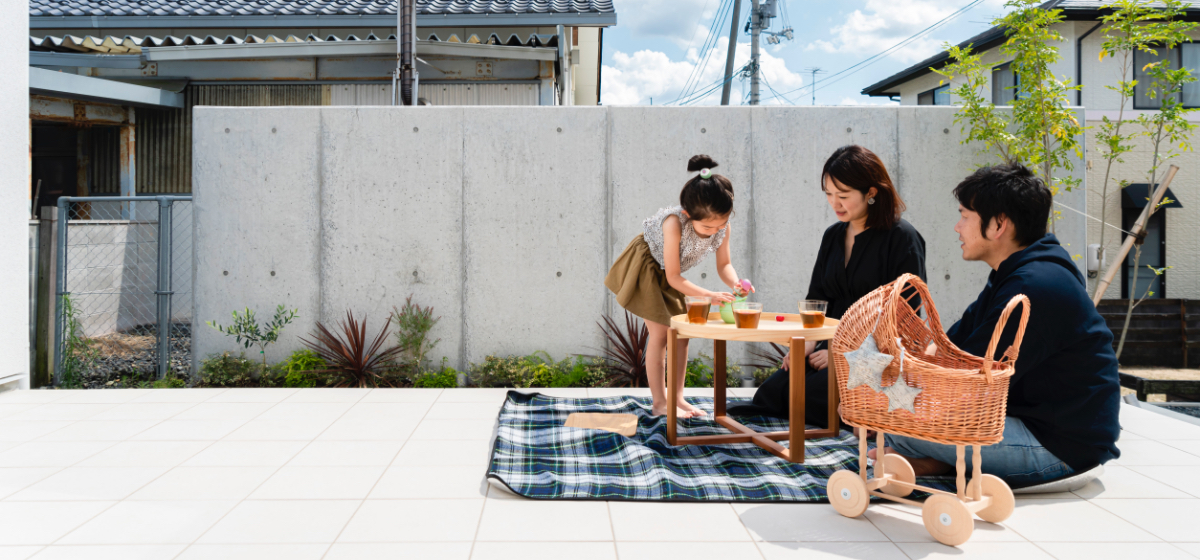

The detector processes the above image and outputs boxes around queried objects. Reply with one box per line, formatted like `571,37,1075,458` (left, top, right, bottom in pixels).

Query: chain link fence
54,196,193,385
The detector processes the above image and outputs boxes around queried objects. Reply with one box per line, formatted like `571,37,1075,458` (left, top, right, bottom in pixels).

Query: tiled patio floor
1,387,1199,560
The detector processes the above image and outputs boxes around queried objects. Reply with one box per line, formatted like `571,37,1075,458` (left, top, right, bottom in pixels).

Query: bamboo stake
1092,164,1179,306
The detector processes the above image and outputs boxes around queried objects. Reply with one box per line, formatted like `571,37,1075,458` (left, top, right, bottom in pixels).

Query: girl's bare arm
663,215,734,302
714,224,747,293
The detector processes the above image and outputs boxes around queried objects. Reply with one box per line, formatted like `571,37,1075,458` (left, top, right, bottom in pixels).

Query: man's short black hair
953,164,1052,247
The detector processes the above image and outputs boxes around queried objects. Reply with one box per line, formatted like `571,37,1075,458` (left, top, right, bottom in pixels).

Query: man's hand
781,350,791,370
924,342,937,357
808,349,829,370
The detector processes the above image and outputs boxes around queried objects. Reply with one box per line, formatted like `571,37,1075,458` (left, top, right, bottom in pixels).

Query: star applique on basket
881,338,922,414
843,333,892,393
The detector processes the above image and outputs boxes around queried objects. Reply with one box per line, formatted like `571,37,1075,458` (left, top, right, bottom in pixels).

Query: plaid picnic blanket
486,391,953,502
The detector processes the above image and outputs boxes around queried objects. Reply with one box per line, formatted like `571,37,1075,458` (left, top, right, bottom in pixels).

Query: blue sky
599,0,1012,106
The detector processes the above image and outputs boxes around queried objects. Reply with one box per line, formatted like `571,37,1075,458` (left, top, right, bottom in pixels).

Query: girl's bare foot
867,447,953,476
651,402,703,418
679,400,707,417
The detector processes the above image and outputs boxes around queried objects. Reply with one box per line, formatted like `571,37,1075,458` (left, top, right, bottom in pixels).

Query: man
872,164,1121,487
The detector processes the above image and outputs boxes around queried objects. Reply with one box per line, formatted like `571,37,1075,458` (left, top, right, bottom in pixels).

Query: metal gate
54,196,193,384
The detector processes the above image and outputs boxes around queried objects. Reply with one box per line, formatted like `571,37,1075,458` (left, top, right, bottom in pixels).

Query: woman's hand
924,342,937,357
808,350,829,370
708,291,735,303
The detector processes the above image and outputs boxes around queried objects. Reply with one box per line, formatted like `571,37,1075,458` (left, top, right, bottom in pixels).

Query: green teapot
718,296,747,324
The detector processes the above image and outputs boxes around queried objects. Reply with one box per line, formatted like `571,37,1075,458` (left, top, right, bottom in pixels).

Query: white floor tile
475,500,612,542
204,389,298,403
254,402,354,421
0,391,64,403
8,467,167,501
88,403,195,421
37,421,161,442
128,390,226,404
0,468,61,499
1000,498,1158,542
756,541,906,560
27,544,186,560
168,402,274,422
1036,542,1197,560
1110,440,1200,466
1160,440,1200,459
282,389,371,403
127,467,277,500
181,441,306,467
607,502,749,542
1172,543,1200,558
130,420,244,441
77,441,212,468
471,541,616,560
1091,498,1200,542
249,466,384,500
10,404,115,421
621,542,764,560
1120,405,1200,440
0,546,41,560
486,480,522,500
197,500,360,544
175,543,329,560
316,418,420,441
287,441,404,467
0,502,115,545
733,503,888,542
49,391,151,405
360,389,442,403
337,499,484,542
392,439,493,467
894,542,1054,559
338,403,431,421
224,418,337,441
863,503,1024,543
1072,465,1192,499
0,422,77,442
423,402,502,420
368,466,487,499
58,500,236,544
409,419,496,441
323,543,472,560
435,389,512,404
0,442,115,467
1127,466,1200,498
0,405,42,419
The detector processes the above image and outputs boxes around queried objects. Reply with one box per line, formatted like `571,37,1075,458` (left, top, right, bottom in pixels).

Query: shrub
471,353,610,388
151,377,187,389
58,294,98,388
197,352,259,387
207,304,298,375
301,311,403,388
392,295,441,373
282,349,327,388
414,358,460,388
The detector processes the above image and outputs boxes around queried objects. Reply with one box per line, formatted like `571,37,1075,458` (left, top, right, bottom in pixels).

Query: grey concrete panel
192,107,322,372
318,107,465,369
461,106,609,365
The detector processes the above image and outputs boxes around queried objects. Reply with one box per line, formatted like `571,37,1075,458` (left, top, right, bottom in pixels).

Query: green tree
207,305,298,374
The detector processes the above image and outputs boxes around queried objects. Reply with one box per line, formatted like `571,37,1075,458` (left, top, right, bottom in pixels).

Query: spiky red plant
301,311,403,388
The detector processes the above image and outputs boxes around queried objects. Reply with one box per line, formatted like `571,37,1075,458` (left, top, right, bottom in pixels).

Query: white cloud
602,37,807,106
837,96,898,106
806,0,1003,64
613,0,722,49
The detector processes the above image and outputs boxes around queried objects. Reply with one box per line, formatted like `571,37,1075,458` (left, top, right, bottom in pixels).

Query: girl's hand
733,279,755,297
708,291,735,303
808,350,829,370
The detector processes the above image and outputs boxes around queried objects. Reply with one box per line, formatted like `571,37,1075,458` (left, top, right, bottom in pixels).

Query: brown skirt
605,234,685,326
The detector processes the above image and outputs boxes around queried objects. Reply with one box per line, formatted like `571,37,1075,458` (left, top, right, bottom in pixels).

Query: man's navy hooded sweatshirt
946,233,1120,471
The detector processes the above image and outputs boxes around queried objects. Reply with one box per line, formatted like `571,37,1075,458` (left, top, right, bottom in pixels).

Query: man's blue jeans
885,417,1075,488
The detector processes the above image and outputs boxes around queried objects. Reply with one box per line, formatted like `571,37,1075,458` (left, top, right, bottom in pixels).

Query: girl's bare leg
672,338,705,416
645,321,701,418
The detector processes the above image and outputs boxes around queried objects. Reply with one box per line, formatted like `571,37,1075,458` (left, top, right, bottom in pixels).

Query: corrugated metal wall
424,83,539,106
88,127,120,195
330,84,392,106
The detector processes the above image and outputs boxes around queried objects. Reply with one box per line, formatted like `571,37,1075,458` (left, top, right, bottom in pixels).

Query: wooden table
667,312,840,463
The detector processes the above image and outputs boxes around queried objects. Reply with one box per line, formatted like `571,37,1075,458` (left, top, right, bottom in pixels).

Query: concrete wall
1,0,30,389
192,106,1087,372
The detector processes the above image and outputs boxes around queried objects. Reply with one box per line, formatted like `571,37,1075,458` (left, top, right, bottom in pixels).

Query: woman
729,145,926,425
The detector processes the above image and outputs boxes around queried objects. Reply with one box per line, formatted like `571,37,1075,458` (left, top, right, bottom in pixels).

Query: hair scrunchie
699,168,712,179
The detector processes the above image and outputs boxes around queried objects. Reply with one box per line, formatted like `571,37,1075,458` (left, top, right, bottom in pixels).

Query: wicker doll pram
825,273,1030,546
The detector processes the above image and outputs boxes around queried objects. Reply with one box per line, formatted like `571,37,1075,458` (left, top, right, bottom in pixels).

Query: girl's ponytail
680,154,734,220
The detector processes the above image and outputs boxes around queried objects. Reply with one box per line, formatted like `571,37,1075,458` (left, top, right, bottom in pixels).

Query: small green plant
151,376,187,389
197,352,260,387
414,357,461,388
753,368,774,386
208,305,298,374
685,354,714,388
392,295,441,373
58,294,98,388
282,349,327,388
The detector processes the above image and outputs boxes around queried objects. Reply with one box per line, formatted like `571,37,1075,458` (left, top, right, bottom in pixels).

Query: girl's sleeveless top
642,206,727,273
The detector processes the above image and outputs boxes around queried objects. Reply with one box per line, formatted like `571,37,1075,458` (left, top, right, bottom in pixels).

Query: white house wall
2,0,30,389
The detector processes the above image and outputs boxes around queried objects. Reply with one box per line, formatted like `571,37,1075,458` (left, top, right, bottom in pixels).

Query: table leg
714,339,726,417
789,336,806,463
827,358,840,436
667,327,678,445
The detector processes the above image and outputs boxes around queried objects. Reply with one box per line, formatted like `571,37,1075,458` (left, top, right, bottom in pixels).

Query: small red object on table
776,315,785,322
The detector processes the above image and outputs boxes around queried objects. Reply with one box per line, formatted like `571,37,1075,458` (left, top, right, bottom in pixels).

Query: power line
803,67,825,105
673,0,736,104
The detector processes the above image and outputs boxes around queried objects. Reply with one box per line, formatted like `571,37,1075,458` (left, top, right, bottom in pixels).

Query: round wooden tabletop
670,312,839,344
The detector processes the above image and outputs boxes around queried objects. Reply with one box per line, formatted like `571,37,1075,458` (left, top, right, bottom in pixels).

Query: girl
605,155,752,418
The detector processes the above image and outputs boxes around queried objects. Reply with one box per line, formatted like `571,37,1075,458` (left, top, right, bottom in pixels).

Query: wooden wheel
879,454,915,498
922,494,974,546
967,474,1015,523
827,470,869,518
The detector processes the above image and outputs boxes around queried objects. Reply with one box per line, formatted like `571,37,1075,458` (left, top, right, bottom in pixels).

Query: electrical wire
672,0,735,104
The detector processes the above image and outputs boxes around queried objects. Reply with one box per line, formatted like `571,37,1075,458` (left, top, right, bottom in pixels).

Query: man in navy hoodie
872,164,1121,487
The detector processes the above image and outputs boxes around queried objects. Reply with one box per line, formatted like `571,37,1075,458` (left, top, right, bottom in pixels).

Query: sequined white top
642,206,728,272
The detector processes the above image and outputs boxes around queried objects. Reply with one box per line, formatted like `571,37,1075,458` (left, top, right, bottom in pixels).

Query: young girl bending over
605,155,752,418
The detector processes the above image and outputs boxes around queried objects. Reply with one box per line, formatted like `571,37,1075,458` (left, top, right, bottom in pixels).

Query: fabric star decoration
882,370,923,414
843,333,893,393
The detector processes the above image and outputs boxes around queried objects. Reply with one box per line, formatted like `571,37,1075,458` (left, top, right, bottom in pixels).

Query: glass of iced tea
799,300,828,328
733,302,763,329
685,296,712,324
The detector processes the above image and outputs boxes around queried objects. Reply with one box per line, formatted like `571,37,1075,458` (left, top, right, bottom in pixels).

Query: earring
868,197,876,205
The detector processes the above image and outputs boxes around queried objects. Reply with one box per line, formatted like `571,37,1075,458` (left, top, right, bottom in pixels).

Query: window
1134,43,1200,109
991,62,1019,105
918,84,951,106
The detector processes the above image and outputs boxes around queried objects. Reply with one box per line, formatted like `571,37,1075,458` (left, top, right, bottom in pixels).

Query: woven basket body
831,274,1030,446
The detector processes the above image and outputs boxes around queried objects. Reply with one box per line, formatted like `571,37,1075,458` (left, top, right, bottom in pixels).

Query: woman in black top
729,145,926,425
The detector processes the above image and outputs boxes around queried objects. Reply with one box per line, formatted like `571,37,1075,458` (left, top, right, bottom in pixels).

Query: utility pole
805,67,825,105
397,0,416,105
749,0,760,105
720,0,743,106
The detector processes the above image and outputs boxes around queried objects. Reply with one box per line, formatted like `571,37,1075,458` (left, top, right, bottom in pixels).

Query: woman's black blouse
806,218,927,321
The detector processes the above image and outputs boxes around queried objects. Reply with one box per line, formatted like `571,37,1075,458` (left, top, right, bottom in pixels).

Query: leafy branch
207,304,298,374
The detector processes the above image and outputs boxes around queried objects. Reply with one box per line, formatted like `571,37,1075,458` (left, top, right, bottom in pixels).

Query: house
28,0,616,200
862,0,1200,312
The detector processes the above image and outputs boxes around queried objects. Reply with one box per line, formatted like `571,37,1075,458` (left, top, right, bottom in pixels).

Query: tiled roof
29,32,559,54
30,0,614,18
